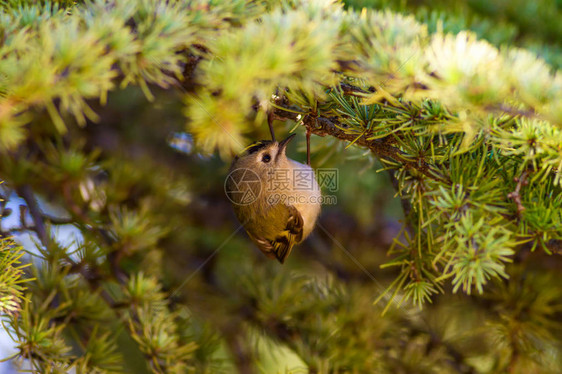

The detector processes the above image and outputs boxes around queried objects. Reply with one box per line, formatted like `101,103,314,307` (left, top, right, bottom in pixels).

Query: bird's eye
262,154,271,163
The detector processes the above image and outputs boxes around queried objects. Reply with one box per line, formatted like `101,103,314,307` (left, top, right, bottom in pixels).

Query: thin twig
338,83,372,97
16,185,49,247
386,168,415,236
507,170,529,215
267,110,276,142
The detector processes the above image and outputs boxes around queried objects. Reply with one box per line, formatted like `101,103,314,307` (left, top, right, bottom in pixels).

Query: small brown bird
225,134,321,263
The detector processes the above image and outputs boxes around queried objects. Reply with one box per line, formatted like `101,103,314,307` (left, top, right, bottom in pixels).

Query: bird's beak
278,134,296,155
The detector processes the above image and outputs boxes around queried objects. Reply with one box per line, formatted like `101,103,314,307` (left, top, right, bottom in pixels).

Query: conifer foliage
0,0,561,372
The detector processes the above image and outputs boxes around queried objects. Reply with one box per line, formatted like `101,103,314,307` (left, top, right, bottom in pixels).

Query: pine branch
271,102,444,182
12,186,121,309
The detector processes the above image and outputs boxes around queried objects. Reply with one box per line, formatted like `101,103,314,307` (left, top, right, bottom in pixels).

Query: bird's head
231,134,296,175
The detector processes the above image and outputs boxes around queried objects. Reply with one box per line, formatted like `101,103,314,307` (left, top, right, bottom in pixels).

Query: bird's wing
247,205,304,264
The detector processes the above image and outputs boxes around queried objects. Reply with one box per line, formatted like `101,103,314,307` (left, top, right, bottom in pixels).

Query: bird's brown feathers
247,205,304,264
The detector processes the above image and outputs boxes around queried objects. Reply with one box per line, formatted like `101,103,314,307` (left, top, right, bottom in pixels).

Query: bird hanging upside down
226,134,321,263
